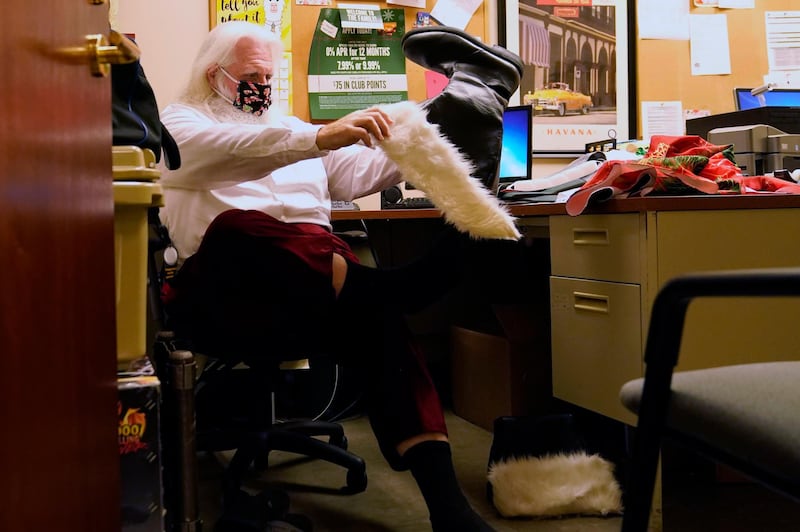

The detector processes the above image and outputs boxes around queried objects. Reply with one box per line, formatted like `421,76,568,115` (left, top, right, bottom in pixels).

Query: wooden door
0,3,120,530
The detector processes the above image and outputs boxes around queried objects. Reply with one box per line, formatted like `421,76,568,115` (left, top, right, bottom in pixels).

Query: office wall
637,0,797,117
111,1,582,179
113,0,209,110
114,0,487,119
115,1,798,139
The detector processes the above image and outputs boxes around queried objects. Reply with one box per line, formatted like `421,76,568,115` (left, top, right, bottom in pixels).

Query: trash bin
113,146,163,368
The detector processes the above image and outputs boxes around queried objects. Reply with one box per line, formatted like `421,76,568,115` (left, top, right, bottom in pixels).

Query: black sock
404,440,494,532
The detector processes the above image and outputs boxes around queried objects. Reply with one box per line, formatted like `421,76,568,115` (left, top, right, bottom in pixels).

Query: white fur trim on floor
488,452,623,518
378,101,520,240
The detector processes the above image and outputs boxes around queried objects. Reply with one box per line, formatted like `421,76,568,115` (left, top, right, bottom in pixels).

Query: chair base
152,331,368,532
214,488,314,532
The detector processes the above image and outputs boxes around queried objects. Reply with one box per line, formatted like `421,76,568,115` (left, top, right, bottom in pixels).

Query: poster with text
308,8,407,120
212,0,292,53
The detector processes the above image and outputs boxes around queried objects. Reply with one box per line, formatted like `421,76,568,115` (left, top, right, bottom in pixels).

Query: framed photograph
497,0,636,155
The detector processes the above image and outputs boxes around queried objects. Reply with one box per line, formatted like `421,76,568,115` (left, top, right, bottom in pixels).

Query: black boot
402,26,523,194
402,26,523,99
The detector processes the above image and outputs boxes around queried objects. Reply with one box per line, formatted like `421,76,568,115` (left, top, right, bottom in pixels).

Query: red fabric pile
565,135,800,216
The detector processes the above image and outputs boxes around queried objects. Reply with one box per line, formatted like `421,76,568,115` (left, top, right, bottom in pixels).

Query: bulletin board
209,0,489,122
636,0,797,129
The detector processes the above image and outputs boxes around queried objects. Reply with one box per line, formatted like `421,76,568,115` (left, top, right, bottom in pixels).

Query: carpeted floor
198,410,800,531
198,411,623,532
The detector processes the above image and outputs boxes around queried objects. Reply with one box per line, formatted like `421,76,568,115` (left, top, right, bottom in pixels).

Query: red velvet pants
168,209,447,469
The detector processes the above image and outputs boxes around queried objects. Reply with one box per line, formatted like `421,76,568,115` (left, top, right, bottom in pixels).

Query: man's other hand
315,107,393,150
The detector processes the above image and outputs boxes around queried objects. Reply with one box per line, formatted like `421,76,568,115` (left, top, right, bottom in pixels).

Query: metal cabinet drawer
550,213,643,284
550,276,642,424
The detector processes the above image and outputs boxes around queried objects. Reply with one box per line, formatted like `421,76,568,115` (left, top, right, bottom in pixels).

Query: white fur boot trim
488,452,623,518
378,101,520,240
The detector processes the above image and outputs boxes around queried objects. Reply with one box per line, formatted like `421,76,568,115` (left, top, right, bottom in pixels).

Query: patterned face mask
218,66,272,116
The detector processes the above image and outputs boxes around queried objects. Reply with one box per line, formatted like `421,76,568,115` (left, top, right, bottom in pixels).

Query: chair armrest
622,266,800,532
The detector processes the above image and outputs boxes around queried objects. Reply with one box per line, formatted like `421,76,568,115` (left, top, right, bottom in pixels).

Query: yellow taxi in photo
524,82,593,117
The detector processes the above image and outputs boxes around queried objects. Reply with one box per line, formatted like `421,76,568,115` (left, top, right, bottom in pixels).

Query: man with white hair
159,20,522,532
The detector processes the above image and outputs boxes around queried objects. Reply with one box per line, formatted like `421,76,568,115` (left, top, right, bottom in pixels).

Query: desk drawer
550,213,643,283
550,276,642,424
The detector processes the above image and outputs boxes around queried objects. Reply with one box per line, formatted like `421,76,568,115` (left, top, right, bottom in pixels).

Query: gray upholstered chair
618,267,800,532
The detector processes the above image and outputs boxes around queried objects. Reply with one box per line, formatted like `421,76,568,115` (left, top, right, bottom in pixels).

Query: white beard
205,93,286,126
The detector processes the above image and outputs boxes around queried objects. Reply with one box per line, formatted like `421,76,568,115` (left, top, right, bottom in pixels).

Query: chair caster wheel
344,467,368,493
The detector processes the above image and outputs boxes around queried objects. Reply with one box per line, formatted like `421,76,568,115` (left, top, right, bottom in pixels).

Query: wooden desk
334,193,800,220
336,194,800,424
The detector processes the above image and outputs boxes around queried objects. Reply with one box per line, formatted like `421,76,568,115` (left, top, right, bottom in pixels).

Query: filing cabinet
550,212,645,284
550,277,642,423
550,213,646,424
549,208,800,424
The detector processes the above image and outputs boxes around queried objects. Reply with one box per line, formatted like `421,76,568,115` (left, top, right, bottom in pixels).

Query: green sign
308,8,407,120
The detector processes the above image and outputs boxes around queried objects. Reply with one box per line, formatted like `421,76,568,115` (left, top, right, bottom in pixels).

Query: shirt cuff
296,126,328,156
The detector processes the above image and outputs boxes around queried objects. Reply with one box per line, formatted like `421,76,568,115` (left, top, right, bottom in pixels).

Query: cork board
636,0,797,127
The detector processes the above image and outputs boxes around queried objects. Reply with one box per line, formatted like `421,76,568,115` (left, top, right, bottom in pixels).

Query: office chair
618,267,800,532
147,208,368,531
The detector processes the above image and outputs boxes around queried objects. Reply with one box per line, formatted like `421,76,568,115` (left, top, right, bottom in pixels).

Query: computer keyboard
331,200,360,211
382,197,436,209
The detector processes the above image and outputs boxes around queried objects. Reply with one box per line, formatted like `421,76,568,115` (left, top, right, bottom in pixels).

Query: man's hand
315,107,393,150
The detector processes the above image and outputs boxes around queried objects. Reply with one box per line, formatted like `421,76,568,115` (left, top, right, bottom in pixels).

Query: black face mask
219,66,272,116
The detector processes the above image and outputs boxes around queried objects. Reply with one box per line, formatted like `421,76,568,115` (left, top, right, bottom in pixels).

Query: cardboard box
450,304,551,432
118,375,164,532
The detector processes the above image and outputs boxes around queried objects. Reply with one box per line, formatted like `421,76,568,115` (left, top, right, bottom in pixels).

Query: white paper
719,0,754,8
638,0,690,40
689,14,731,75
387,0,426,8
430,0,482,31
766,11,800,72
507,161,603,192
764,69,800,88
696,0,753,7
641,101,685,141
320,19,338,39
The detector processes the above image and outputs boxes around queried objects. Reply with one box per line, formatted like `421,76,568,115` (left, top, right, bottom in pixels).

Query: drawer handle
572,228,609,246
573,291,609,313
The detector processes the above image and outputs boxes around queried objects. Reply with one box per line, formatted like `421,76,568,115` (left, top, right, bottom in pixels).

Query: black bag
112,57,180,170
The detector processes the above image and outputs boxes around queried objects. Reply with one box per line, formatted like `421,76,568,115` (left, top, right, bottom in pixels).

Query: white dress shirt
159,98,402,260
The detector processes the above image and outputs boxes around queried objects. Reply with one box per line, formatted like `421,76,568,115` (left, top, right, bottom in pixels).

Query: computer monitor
734,87,800,111
498,105,532,186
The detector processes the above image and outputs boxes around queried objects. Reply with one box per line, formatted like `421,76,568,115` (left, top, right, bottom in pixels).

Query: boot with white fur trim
486,414,623,518
378,101,520,240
